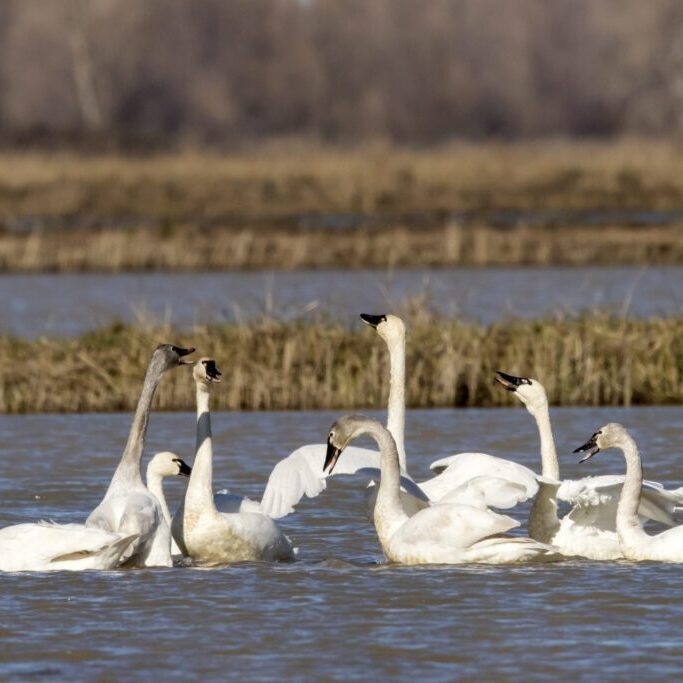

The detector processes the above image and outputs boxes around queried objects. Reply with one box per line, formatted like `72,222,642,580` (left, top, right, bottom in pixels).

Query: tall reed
2,312,682,413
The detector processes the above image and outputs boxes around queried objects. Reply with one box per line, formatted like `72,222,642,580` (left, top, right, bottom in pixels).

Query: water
2,266,683,338
2,406,683,681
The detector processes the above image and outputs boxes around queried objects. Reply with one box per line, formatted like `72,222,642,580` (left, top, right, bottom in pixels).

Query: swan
86,343,195,567
574,423,683,562
146,451,192,556
252,314,537,521
360,314,538,509
0,522,138,572
495,370,683,559
324,414,563,565
172,358,295,564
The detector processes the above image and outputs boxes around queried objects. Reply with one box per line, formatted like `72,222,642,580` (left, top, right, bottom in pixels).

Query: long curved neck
616,435,649,547
108,361,163,490
367,420,409,544
532,402,560,480
147,470,171,526
527,401,561,543
185,384,216,513
385,335,407,473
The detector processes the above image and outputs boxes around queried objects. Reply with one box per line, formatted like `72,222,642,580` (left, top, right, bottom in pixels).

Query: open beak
324,439,343,474
173,345,196,365
495,370,525,391
573,433,601,463
360,313,387,329
175,459,193,476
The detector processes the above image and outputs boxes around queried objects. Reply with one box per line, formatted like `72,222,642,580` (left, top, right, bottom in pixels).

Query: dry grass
2,140,683,270
2,222,683,271
2,311,683,413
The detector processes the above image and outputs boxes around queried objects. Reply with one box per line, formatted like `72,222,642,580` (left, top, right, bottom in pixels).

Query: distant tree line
1,0,683,147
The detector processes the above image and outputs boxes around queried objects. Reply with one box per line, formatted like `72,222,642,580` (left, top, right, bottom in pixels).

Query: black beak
573,432,601,463
324,438,343,474
174,458,193,476
495,370,528,391
360,313,387,329
204,360,222,383
172,345,196,365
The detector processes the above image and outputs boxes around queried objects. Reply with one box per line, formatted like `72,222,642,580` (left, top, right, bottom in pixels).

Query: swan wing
420,452,538,505
560,476,683,530
259,443,383,519
0,522,137,571
438,476,530,510
395,502,520,551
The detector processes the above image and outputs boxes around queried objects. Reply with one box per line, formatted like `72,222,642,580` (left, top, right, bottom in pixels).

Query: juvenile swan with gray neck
86,343,194,567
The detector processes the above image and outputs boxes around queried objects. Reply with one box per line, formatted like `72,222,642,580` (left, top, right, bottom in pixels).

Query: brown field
3,311,683,414
1,140,683,271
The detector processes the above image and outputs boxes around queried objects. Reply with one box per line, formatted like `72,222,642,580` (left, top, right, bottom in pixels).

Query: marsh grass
3,140,683,270
3,311,683,413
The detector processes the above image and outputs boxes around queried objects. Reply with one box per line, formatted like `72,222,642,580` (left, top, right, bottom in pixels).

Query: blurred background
2,0,683,145
3,0,683,411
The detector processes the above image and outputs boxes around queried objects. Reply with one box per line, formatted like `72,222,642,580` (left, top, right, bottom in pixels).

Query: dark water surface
1,265,682,338
1,406,683,681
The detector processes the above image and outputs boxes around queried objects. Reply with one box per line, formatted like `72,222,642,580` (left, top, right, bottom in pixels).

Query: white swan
172,358,295,564
86,343,195,567
0,522,137,572
146,451,192,556
495,371,683,559
253,314,537,520
325,414,563,565
575,423,683,562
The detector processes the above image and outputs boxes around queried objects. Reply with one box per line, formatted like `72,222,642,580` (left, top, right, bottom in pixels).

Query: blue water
1,265,682,338
1,406,683,681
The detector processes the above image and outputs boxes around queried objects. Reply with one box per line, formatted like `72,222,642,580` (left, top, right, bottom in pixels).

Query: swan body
174,359,295,564
575,423,683,562
496,371,683,560
86,343,195,567
0,522,138,572
325,415,563,565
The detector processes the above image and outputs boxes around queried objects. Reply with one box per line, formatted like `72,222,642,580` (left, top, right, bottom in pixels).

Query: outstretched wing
259,444,388,519
560,476,683,530
421,452,538,506
259,444,380,518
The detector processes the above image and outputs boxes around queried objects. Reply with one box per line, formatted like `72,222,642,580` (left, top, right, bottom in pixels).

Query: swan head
324,414,381,474
147,451,193,478
573,423,630,462
153,343,196,371
360,313,405,344
495,371,548,413
193,358,222,386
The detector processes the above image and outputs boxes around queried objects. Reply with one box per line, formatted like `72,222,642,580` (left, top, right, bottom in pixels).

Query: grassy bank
2,312,682,413
2,140,683,270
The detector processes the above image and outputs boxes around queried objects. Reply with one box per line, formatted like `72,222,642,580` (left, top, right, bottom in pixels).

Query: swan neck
147,471,172,526
185,384,216,512
386,335,407,472
367,421,407,542
534,402,560,480
109,362,162,489
616,435,648,546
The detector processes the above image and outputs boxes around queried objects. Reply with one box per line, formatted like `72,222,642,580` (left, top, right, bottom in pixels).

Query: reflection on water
1,265,683,337
1,407,683,680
